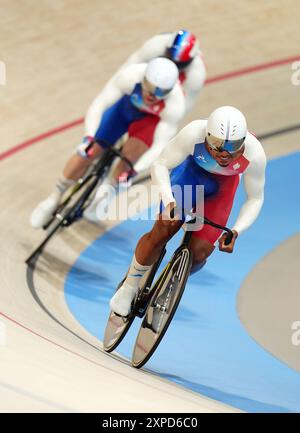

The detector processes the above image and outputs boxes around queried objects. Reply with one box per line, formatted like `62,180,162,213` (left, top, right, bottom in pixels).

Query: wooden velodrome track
0,0,299,411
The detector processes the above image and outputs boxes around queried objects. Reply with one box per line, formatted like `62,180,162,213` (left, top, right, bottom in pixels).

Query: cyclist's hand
77,136,95,158
118,168,137,184
218,230,238,253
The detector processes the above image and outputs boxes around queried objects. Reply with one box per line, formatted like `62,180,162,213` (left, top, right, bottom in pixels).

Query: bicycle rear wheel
132,245,192,369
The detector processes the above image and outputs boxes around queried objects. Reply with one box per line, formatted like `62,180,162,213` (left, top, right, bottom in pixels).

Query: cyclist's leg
134,156,203,266
112,115,160,179
63,142,103,180
30,97,130,228
83,99,147,221
189,237,214,273
135,215,183,265
81,106,135,221
113,137,148,179
110,215,183,316
64,98,130,180
133,155,210,266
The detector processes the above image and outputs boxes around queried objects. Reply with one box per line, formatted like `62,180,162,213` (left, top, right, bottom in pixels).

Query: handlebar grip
224,231,234,246
170,207,175,219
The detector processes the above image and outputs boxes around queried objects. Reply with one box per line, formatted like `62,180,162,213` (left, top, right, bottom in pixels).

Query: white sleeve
115,34,171,75
133,86,185,173
123,34,168,66
232,151,267,235
84,65,145,137
84,82,123,137
133,120,178,174
183,56,207,112
150,121,204,207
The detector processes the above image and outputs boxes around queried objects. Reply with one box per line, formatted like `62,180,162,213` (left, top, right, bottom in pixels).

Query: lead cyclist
110,106,267,317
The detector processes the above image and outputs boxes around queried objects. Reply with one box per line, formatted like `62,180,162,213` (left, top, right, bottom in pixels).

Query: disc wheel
132,246,192,368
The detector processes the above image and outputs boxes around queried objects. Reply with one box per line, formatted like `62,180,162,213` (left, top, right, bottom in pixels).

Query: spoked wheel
131,245,192,369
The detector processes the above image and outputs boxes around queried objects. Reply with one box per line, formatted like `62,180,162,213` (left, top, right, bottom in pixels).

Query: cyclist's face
205,140,244,167
141,78,170,106
142,87,158,105
141,78,158,105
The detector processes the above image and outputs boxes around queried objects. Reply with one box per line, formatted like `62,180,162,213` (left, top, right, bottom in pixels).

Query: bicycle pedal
55,213,64,221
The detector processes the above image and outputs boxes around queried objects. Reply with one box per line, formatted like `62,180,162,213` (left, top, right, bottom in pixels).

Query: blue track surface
65,151,300,412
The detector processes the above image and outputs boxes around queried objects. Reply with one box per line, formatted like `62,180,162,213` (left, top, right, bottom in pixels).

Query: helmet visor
142,78,172,100
206,132,245,154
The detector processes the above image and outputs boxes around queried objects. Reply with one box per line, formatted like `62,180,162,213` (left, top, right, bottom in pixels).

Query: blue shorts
160,155,219,212
161,155,240,244
94,95,146,148
170,155,219,201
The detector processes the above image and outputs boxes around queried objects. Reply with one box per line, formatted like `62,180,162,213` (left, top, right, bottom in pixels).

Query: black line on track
257,123,300,140
26,256,130,366
26,257,102,351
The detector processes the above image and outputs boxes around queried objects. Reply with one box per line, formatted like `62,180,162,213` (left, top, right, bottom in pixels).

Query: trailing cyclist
30,57,185,228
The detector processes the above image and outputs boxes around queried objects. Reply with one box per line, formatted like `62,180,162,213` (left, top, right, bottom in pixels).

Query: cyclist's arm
151,120,205,207
184,56,206,112
120,34,172,68
134,120,178,174
232,152,267,235
133,86,185,173
84,84,123,137
85,64,145,137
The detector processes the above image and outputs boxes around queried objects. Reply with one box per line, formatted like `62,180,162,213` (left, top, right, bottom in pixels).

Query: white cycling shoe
30,195,60,229
109,282,138,317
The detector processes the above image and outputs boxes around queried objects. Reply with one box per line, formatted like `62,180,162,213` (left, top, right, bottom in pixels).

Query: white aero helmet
206,106,247,154
144,57,179,99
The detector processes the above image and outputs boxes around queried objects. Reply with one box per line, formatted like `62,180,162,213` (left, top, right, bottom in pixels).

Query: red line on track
0,118,83,162
0,310,105,368
205,55,300,84
0,54,298,164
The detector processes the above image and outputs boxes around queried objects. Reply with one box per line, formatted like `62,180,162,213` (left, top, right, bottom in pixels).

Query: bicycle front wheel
131,245,192,368
103,311,135,353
